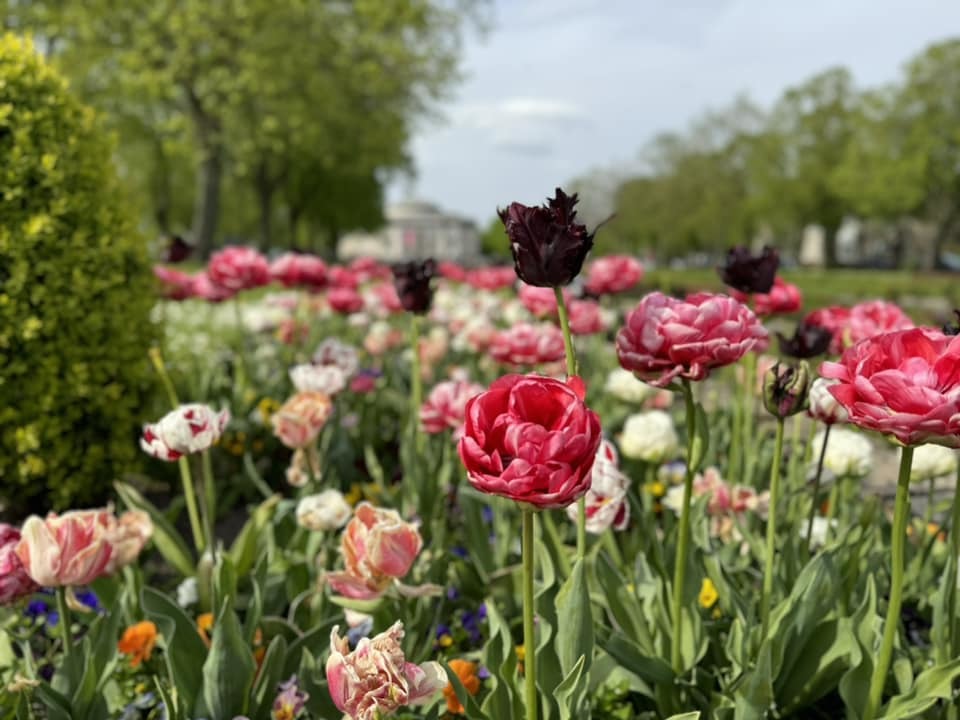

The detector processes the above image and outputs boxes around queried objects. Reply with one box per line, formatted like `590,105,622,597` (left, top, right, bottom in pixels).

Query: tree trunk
823,225,839,268
256,164,273,252
930,206,959,271
151,136,171,236
184,86,222,258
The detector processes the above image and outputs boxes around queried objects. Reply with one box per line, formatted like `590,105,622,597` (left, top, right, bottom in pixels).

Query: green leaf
228,494,280,578
554,655,587,720
202,596,256,720
554,558,593,676
282,615,339,678
115,481,194,576
595,626,674,686
141,587,208,713
839,577,878,719
734,640,773,720
481,598,524,720
879,658,960,719
251,635,288,720
665,714,701,720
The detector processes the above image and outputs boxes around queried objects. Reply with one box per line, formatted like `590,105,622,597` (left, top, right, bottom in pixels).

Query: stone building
337,200,481,263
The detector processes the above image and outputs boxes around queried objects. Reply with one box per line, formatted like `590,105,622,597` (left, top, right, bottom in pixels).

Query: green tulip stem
863,445,914,720
409,313,423,454
670,378,697,673
148,348,205,554
942,461,960,666
522,508,538,720
55,587,73,660
552,286,586,559
742,351,757,485
201,450,217,548
805,424,831,556
760,416,786,638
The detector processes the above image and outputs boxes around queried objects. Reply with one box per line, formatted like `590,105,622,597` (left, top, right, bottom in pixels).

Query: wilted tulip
325,503,424,599
392,259,437,314
16,509,115,587
326,621,447,720
762,361,811,419
499,187,594,287
718,245,779,294
141,404,230,461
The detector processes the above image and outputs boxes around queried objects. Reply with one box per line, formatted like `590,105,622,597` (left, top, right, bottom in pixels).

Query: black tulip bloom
498,187,595,288
718,245,779,294
392,258,436,314
944,310,960,336
776,321,833,359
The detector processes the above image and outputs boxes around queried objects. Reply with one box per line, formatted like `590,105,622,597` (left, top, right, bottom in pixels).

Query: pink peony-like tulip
190,271,236,303
326,621,447,720
153,266,194,301
270,252,328,290
349,256,392,283
104,510,153,574
272,391,333,449
327,287,365,314
490,322,566,367
733,277,802,316
568,298,607,335
420,380,485,437
325,503,424,599
328,266,360,289
518,284,571,318
0,525,38,604
847,300,914,345
616,292,768,387
465,266,516,291
458,374,602,509
438,261,467,282
584,255,644,296
207,246,270,292
16,509,115,587
565,440,630,533
820,328,960,447
141,404,230,461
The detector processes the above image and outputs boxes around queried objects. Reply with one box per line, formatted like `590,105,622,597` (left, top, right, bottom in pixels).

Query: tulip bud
763,361,811,419
776,321,833,359
498,187,595,287
718,245,779,294
944,309,960,336
392,258,437,314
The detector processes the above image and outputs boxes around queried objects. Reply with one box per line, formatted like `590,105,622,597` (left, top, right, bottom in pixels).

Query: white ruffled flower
618,410,679,464
803,516,837,549
604,368,656,404
808,378,848,425
296,489,352,531
910,444,958,483
290,363,348,396
811,428,873,479
140,404,230,461
565,440,630,534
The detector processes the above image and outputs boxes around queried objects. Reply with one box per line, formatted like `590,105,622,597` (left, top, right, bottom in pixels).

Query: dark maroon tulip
392,258,436,314
498,187,594,287
776,321,833,359
718,246,779,294
943,310,960,336
163,235,192,263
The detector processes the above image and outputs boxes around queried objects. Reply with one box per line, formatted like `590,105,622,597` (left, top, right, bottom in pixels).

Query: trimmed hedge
0,34,157,518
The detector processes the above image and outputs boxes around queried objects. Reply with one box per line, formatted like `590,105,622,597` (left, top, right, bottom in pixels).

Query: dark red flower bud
943,310,960,336
391,258,436,314
498,187,594,287
776,322,833,359
718,246,779,294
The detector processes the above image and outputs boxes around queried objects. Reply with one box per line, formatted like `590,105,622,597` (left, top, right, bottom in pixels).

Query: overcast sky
386,0,960,226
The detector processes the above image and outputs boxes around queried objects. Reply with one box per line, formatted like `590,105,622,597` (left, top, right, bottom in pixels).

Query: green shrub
0,34,157,518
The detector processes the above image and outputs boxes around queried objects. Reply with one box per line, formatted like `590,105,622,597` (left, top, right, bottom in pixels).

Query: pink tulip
325,503,423,599
16,509,115,587
733,277,802,316
349,256,392,283
189,271,236,303
104,511,154,574
518,284,571,318
207,246,270,292
366,282,404,315
272,391,333,449
153,266,194,301
0,525,38,604
420,380,485,437
438,261,467,282
328,266,360,289
568,299,607,335
847,300,914,345
326,621,447,720
465,266,516,291
270,252,327,290
141,404,230,461
820,328,960,447
490,322,566,367
327,287,365,314
616,292,768,387
584,255,644,296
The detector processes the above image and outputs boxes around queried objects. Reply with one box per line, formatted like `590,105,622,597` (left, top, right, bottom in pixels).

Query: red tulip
616,292,768,387
327,266,360,289
458,374,602,509
732,277,802,316
820,328,960,447
489,322,566,367
327,287,365,314
270,252,328,290
189,271,236,303
584,255,644,296
207,246,270,292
